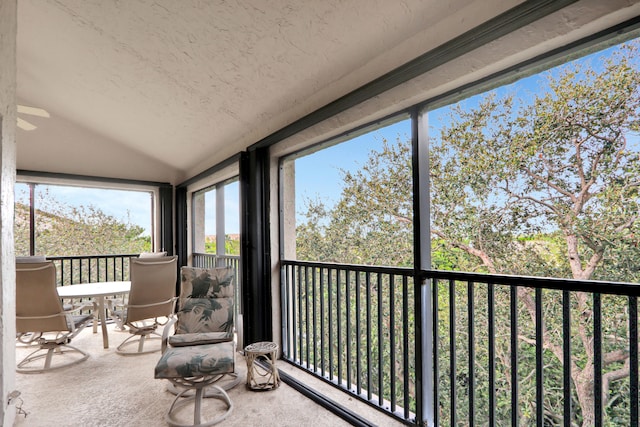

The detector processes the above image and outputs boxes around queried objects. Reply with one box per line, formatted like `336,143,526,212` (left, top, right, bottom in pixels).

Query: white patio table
57,281,131,349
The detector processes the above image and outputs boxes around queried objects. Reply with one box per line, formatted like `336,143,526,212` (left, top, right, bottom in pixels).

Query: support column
216,184,225,266
0,1,18,425
414,108,434,426
240,149,272,345
192,190,205,254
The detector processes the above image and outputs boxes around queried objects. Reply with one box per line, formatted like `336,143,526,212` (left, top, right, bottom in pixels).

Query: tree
431,42,640,425
14,187,151,257
296,41,640,425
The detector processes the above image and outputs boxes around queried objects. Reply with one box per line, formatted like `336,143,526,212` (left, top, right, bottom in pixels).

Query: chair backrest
126,255,178,323
176,266,234,335
16,261,68,333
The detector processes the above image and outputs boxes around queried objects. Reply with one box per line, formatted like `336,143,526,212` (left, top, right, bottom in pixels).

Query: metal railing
192,253,240,272
281,260,640,426
47,254,139,286
281,260,416,422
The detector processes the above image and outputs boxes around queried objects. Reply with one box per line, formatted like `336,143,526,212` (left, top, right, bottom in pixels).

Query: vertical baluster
305,266,311,368
378,272,383,405
312,265,317,372
630,296,638,426
488,282,496,426
328,268,334,382
356,271,362,396
337,269,343,384
449,278,456,426
346,271,352,389
511,285,519,427
594,293,602,427
390,273,396,412
563,290,571,427
433,277,440,427
60,260,66,286
320,266,326,377
281,264,289,358
294,265,300,364
536,287,543,427
468,280,475,424
402,274,410,418
366,271,373,401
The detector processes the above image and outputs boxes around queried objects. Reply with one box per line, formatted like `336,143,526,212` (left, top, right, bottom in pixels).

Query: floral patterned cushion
179,266,234,300
155,340,235,379
176,266,234,335
168,331,232,347
175,297,233,335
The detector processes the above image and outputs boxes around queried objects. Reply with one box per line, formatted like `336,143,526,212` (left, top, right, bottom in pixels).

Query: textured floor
13,325,359,427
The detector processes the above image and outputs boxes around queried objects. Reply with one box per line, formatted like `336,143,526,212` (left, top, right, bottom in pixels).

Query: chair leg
92,301,99,334
165,373,241,397
137,335,146,353
43,348,54,369
194,388,203,425
17,344,90,374
165,384,232,427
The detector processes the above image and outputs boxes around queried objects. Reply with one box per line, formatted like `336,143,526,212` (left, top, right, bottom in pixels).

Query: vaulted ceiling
15,0,640,185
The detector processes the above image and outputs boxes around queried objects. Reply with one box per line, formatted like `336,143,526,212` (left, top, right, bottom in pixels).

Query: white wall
0,0,17,425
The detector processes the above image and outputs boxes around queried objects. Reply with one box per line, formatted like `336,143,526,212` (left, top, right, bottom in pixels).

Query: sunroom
3,1,640,426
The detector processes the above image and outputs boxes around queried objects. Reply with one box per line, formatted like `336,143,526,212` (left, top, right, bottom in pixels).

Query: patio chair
111,255,178,355
154,266,239,427
16,260,92,373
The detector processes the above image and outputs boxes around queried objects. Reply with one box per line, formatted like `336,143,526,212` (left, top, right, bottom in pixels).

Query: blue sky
15,183,153,235
294,120,411,216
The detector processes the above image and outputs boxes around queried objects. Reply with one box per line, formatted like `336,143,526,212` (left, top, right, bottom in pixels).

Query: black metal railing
281,260,640,426
47,254,138,286
281,260,416,422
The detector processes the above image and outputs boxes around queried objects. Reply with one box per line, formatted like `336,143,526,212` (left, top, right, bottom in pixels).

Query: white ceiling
14,0,640,185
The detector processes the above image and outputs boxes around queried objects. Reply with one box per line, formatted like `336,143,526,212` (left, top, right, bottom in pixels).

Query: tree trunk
574,367,595,427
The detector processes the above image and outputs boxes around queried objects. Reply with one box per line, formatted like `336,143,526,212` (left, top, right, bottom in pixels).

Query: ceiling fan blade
17,117,37,131
17,105,50,118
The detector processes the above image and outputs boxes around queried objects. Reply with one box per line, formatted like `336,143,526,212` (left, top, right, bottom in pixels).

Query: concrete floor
13,324,400,426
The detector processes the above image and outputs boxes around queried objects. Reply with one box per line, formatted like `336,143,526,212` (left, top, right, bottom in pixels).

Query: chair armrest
160,316,178,353
123,297,177,311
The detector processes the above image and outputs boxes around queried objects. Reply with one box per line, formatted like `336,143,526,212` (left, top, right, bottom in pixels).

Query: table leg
98,296,109,349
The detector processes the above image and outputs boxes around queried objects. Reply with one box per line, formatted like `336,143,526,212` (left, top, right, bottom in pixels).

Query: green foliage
296,137,413,267
204,237,240,255
294,41,640,425
14,188,151,257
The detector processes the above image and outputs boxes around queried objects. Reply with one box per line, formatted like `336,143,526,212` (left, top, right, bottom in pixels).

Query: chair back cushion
176,266,234,335
138,251,168,258
16,261,68,333
126,255,178,323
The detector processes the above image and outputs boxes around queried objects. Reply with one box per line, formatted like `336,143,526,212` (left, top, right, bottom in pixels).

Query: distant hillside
14,202,76,231
14,202,150,257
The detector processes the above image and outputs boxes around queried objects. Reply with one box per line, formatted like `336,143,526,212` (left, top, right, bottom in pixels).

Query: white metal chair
16,260,92,373
154,266,239,427
111,255,178,355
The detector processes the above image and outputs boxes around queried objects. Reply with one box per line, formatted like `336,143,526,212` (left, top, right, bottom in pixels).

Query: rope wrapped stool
244,341,281,391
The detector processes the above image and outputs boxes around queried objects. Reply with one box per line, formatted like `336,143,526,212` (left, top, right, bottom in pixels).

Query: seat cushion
155,340,235,379
168,331,232,347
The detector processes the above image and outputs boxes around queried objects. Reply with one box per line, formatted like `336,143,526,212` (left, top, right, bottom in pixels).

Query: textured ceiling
16,0,516,184
15,1,640,185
